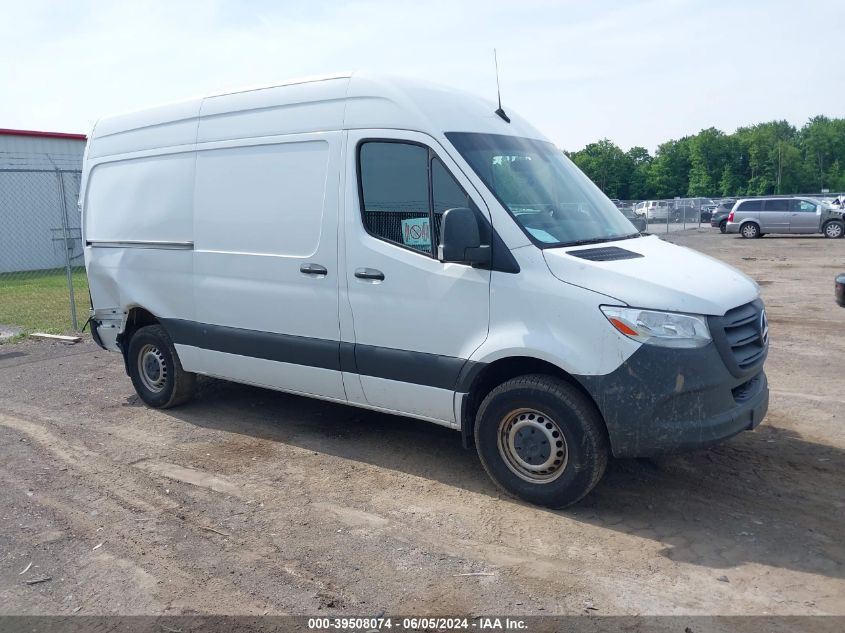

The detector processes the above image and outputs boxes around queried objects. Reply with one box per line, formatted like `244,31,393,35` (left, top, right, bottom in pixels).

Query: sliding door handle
354,268,385,281
300,263,328,276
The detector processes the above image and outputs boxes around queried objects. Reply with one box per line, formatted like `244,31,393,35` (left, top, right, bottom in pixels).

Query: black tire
823,220,844,239
127,324,196,408
740,222,760,239
719,220,727,234
474,374,609,508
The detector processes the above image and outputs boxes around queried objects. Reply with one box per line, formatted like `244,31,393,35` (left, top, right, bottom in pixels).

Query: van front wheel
823,220,844,239
127,325,196,409
474,375,608,508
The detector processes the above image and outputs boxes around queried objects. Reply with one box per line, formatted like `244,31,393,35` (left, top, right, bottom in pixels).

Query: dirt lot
0,229,843,617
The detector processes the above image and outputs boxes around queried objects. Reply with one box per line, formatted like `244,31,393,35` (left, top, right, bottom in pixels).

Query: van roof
87,71,546,159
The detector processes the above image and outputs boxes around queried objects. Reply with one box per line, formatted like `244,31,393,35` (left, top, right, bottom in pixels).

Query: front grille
709,300,768,378
723,302,767,369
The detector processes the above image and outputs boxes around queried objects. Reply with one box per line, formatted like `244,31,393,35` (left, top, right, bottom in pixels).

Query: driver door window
358,142,482,256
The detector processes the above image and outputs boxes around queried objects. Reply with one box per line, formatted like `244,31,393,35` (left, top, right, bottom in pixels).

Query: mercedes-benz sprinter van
82,72,769,507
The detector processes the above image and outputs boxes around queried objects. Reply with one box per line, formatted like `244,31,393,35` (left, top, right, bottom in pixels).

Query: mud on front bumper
576,341,769,458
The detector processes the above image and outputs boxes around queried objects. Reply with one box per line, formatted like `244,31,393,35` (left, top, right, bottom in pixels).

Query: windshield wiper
555,233,641,248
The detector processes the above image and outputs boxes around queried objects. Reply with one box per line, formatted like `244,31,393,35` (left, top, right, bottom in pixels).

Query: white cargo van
82,72,769,507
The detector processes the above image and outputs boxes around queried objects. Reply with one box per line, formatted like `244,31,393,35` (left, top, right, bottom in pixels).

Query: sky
0,0,843,153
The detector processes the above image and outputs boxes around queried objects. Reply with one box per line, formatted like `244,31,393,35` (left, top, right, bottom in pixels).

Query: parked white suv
642,200,671,221
82,72,769,508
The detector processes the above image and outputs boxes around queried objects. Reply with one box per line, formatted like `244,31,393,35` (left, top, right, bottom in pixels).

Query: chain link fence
0,158,87,339
619,192,844,235
619,197,719,234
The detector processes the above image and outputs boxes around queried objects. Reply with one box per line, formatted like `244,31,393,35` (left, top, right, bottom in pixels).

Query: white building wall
0,131,87,273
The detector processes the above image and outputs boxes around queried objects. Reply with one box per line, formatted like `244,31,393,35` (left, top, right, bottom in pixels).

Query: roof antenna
493,49,511,123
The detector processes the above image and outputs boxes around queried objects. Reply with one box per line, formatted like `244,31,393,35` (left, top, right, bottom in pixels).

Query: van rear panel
84,151,196,350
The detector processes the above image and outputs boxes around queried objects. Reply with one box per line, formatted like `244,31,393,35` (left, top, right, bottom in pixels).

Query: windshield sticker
401,217,431,248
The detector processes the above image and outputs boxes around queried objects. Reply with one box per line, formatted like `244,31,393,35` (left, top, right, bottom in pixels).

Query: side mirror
437,207,491,266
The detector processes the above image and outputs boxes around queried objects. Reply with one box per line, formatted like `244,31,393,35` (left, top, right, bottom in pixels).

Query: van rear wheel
474,374,608,508
741,223,760,239
127,325,196,409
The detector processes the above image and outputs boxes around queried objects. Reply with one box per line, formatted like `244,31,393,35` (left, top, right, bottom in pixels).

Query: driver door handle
300,263,328,276
354,268,385,281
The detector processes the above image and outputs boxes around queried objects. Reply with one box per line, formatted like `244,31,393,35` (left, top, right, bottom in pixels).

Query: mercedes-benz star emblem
760,310,769,346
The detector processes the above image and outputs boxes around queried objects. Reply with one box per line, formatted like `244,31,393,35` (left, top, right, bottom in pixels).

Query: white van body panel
84,148,197,350
85,153,195,244
85,247,194,352
470,245,641,374
186,130,345,400
198,78,349,143
175,345,345,401
543,235,759,316
87,98,201,159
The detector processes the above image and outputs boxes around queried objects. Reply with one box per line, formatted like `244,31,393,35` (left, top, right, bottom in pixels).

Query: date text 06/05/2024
307,617,528,630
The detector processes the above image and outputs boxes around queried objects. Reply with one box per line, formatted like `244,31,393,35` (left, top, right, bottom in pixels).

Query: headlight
600,306,711,348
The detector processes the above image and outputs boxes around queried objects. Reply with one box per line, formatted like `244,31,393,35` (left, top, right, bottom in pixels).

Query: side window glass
798,200,816,212
765,199,789,211
431,158,482,244
359,142,431,254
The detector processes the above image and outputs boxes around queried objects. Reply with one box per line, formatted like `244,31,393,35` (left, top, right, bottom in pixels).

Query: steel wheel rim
138,344,168,393
827,223,842,238
497,408,568,484
742,224,756,238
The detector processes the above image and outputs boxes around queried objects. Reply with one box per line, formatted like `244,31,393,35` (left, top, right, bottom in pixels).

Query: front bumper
576,342,768,458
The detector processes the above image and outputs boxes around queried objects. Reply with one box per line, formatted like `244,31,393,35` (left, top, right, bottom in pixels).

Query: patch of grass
0,267,89,335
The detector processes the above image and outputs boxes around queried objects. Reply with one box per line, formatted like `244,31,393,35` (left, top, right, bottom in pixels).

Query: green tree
625,146,652,200
647,138,691,198
686,128,729,196
568,139,632,198
569,115,845,199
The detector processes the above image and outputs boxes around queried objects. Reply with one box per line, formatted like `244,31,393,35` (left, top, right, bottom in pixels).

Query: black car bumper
576,341,768,458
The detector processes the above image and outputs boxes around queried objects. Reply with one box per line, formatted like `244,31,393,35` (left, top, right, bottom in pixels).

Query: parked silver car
726,197,845,239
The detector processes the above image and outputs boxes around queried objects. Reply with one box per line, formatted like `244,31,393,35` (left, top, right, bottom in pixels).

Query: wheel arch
458,355,607,449
117,306,161,373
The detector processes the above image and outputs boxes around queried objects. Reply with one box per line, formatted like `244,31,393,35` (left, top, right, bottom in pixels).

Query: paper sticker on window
401,217,431,248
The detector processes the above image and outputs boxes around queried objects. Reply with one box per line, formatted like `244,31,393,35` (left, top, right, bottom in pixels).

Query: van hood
542,235,759,316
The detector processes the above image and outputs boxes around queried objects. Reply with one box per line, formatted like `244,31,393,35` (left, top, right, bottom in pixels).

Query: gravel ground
0,229,843,617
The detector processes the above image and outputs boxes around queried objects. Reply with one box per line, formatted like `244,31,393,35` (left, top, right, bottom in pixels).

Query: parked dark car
620,206,647,232
671,204,700,223
700,204,717,222
710,200,736,233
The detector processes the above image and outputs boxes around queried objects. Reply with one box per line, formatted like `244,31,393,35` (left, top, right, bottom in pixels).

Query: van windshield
446,132,639,247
